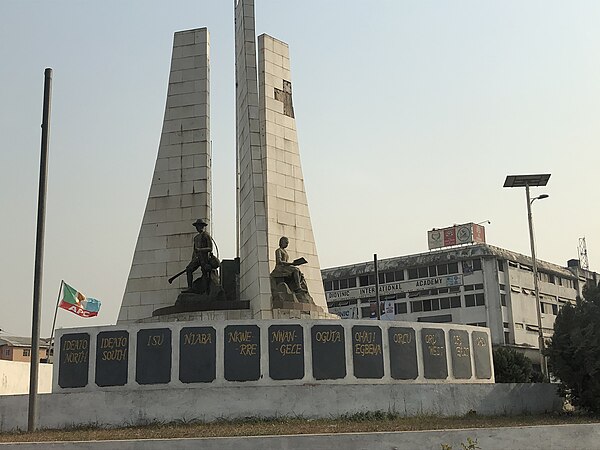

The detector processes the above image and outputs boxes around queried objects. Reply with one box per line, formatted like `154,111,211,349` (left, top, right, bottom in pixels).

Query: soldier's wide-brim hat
192,219,208,227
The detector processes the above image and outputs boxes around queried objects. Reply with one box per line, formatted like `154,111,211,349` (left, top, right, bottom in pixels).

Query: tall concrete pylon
235,0,328,315
235,0,273,318
257,34,327,310
118,28,211,323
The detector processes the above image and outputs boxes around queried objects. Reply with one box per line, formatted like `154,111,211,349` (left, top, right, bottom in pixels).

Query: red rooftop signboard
427,223,486,250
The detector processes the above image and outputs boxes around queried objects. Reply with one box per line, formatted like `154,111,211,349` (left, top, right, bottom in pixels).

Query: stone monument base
142,307,252,323
271,300,339,320
152,299,249,317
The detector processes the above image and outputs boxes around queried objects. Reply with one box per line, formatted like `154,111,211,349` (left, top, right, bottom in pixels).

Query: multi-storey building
322,243,598,367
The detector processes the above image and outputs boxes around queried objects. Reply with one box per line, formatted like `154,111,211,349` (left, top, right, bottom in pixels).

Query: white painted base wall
0,383,560,432
0,360,52,395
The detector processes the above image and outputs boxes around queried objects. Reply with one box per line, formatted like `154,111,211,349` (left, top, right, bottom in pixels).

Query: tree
492,346,533,383
547,281,600,412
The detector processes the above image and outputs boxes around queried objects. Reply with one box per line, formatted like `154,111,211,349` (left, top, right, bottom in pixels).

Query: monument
45,0,496,431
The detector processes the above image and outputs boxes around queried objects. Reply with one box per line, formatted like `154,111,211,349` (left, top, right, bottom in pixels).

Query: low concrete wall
54,320,494,393
0,383,560,432
0,423,597,449
0,360,52,395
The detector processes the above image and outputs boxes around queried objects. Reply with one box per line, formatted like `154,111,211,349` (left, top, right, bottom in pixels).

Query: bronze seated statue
270,236,313,304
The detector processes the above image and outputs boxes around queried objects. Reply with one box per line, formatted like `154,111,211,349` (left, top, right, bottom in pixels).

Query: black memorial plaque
59,333,90,388
269,324,304,380
421,328,448,379
179,327,216,383
352,326,383,379
472,331,492,379
224,325,261,381
311,325,346,380
136,328,172,385
388,327,418,380
449,329,472,379
95,330,129,387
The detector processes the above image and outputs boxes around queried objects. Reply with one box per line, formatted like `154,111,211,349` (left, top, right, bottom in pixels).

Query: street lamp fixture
503,173,551,381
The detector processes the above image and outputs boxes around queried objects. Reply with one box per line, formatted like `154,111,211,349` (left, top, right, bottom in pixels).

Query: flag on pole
59,283,101,318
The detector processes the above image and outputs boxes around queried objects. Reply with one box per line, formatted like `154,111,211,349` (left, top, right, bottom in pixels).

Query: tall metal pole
28,67,52,432
526,184,548,381
374,254,381,320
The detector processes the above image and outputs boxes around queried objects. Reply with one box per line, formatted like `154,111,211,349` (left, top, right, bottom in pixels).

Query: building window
503,322,509,329
428,265,437,277
396,292,407,299
408,268,419,280
339,278,348,289
384,272,395,283
504,332,510,344
476,293,485,306
437,264,448,275
324,281,333,291
508,261,518,268
448,262,459,274
464,285,474,291
360,306,371,318
23,349,31,357
472,259,482,271
449,286,460,293
465,293,485,307
498,261,505,272
395,270,404,281
501,294,507,306
3,349,9,357
552,304,558,315
411,297,460,312
395,303,407,314
348,277,357,288
499,284,506,291
418,267,429,278
359,275,369,287
465,294,475,307
474,283,484,290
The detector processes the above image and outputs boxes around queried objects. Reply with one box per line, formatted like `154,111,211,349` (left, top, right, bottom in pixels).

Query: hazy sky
1,1,598,337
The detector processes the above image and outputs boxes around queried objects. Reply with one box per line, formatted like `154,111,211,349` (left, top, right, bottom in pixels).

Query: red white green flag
59,283,101,318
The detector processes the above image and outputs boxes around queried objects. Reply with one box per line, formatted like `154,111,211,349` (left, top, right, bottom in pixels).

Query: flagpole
28,67,52,433
48,280,64,362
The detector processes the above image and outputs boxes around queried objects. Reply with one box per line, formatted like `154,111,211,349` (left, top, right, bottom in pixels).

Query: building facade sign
325,275,463,301
428,223,486,250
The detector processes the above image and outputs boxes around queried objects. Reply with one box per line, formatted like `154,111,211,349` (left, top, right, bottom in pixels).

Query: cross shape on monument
274,80,295,118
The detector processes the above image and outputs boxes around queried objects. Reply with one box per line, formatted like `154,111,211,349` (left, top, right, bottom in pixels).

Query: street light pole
503,174,551,382
525,185,548,381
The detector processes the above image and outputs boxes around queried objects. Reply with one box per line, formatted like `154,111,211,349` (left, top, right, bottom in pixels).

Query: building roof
321,243,580,280
0,336,50,348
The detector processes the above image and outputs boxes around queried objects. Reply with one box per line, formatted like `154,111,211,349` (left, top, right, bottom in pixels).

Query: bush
492,346,533,383
547,281,600,413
